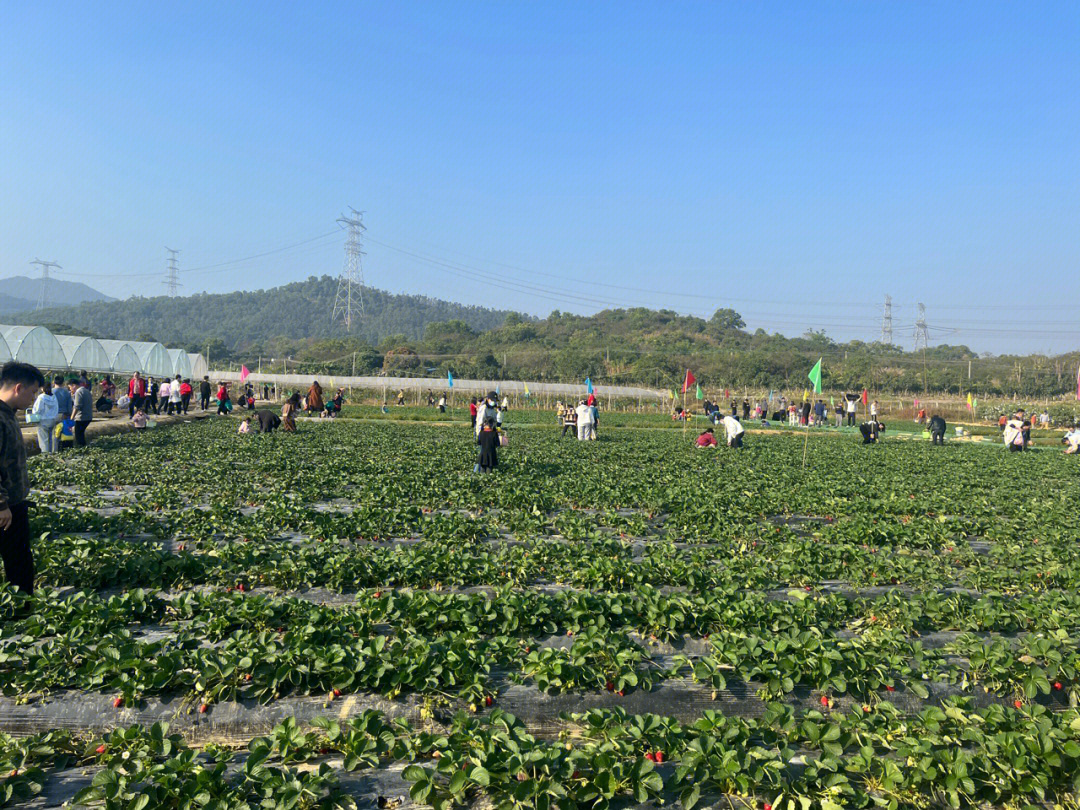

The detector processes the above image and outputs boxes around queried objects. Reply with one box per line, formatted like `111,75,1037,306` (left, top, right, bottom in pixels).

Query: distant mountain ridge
0,275,113,314
14,275,521,351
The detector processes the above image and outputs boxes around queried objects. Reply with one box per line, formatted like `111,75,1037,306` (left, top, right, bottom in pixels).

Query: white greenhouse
167,349,192,379
55,335,113,374
188,353,208,380
97,340,143,375
2,326,68,370
126,341,175,379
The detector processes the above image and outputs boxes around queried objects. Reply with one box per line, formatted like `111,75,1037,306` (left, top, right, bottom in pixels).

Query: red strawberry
572,770,581,779
373,591,382,598
869,615,877,622
644,751,655,762
764,804,772,810
886,685,895,692
605,681,615,692
654,750,664,763
237,583,245,592
1014,699,1024,709
617,689,625,697
820,695,830,707
1054,681,1064,691
113,696,123,708
199,703,209,714
804,586,812,592
862,705,871,713
484,695,493,706
566,629,574,636
244,673,252,681
95,744,106,754
333,688,342,697
177,543,185,551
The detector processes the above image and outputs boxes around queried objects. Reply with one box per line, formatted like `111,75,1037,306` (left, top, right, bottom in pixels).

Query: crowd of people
556,394,600,441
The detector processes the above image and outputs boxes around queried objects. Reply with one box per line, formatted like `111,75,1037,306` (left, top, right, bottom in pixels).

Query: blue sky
2,2,1078,353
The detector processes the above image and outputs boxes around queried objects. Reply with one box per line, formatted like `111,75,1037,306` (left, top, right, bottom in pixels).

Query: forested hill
14,276,519,352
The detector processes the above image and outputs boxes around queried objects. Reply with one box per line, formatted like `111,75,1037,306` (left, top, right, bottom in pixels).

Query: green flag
808,358,823,394
696,383,703,400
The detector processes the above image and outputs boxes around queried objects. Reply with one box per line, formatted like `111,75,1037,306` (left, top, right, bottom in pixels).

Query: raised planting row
5,702,1080,810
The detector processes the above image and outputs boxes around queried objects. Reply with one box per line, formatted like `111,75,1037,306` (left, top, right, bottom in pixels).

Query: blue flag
586,377,593,394
768,390,774,404
447,371,454,388
496,383,500,395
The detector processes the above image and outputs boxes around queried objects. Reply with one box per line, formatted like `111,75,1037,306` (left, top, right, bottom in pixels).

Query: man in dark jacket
0,362,44,596
199,376,212,411
929,414,947,445
860,420,885,444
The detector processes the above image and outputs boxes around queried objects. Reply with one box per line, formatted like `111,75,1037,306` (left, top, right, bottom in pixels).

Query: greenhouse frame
0,325,201,379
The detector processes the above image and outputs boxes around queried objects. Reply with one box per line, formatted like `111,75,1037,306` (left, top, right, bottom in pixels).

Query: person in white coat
32,381,59,454
475,393,497,438
721,414,745,448
575,400,595,441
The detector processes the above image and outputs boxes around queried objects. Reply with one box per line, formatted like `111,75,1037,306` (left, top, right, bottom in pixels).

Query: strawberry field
3,419,1080,809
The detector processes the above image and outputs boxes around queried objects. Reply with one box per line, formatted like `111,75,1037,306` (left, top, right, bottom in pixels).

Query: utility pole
164,248,181,296
29,259,61,310
332,209,366,332
879,295,893,344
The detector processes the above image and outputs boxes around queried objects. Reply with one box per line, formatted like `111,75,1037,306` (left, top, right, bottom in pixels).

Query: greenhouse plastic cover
54,334,113,373
1,325,68,369
98,339,143,374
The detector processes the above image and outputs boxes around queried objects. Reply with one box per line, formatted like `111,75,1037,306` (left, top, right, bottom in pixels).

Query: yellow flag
803,388,809,401
966,392,972,407
523,381,530,396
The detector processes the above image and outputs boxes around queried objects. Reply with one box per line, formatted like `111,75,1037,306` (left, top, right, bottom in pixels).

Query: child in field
238,416,252,434
131,408,147,429
476,417,499,472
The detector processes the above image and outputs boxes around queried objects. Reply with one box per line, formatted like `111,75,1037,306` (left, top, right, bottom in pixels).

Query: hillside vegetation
16,279,1078,396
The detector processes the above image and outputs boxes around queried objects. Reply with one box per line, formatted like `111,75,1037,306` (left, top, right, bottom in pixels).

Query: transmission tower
164,248,181,297
879,295,893,344
29,258,61,310
913,302,930,351
332,208,366,332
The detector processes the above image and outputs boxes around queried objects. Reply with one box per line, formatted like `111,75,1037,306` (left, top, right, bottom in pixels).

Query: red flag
861,389,868,406
682,369,696,394
724,388,730,399
240,365,250,382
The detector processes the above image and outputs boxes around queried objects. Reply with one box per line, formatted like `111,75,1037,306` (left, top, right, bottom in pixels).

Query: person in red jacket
468,398,478,429
695,428,718,448
127,372,146,418
216,382,231,415
179,379,193,414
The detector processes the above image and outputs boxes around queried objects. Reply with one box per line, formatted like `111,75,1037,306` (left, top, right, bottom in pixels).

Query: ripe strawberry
886,685,895,692
177,543,185,552
484,695,493,706
869,615,877,622
617,689,625,697
862,705,871,713
820,695,830,707
1054,681,1064,691
764,804,773,810
372,591,382,598
605,681,615,692
199,703,209,714
572,770,581,779
333,688,342,697
113,696,123,708
9,769,16,777
244,673,252,681
236,583,245,592
804,585,812,592
644,751,655,762
1014,699,1024,709
95,744,106,754
566,629,574,636
654,750,664,763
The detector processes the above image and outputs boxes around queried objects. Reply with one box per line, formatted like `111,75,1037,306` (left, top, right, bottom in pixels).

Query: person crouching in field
476,417,499,473
721,414,745,448
860,420,885,444
696,428,718,448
